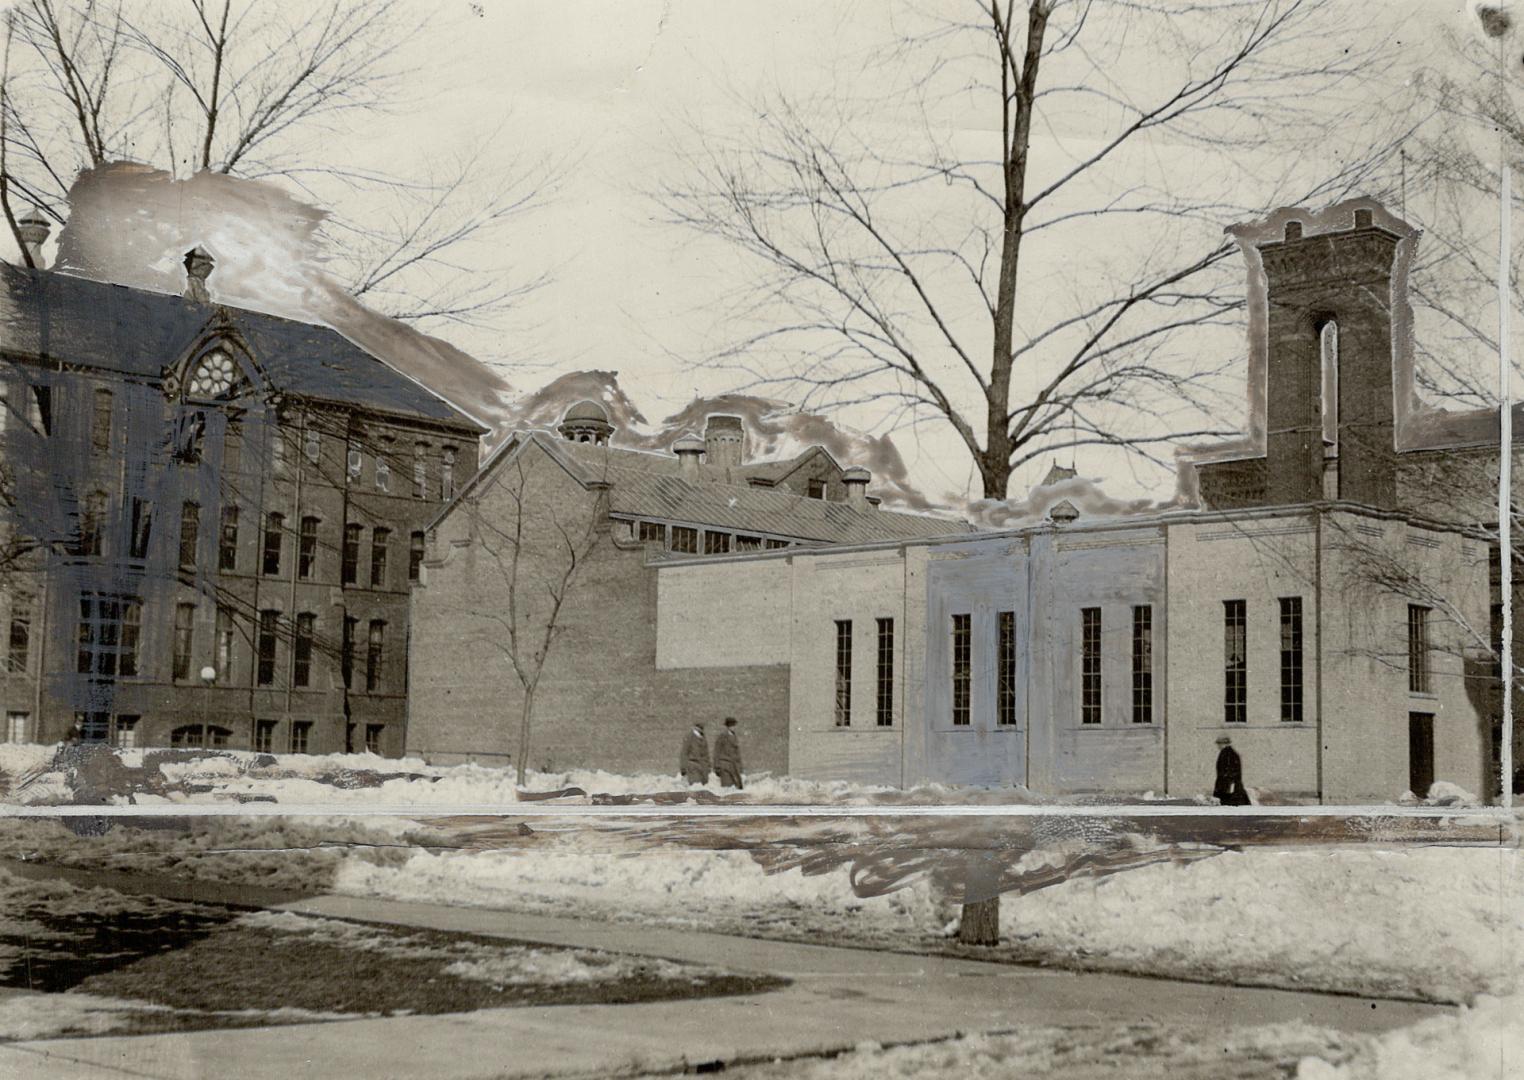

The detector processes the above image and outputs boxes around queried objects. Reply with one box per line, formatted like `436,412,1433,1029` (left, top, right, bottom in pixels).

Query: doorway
1408,712,1434,798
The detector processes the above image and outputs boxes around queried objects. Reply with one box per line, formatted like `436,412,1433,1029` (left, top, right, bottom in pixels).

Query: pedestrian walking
1213,735,1251,806
680,721,711,785
714,717,743,789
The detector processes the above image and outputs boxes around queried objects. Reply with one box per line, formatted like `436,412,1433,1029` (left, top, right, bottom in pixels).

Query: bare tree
461,454,606,786
0,0,557,333
663,0,1406,500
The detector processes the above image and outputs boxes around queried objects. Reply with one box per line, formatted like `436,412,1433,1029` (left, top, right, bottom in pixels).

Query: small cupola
842,466,870,506
1048,499,1080,525
558,399,615,445
17,206,50,268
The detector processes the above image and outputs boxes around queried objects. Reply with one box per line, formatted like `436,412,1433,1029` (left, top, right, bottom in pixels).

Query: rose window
187,349,237,398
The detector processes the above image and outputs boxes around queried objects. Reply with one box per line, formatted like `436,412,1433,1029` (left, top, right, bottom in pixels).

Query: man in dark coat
1213,736,1250,806
680,722,711,785
714,717,743,790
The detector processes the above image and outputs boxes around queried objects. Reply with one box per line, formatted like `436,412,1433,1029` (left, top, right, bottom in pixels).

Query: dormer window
187,349,238,398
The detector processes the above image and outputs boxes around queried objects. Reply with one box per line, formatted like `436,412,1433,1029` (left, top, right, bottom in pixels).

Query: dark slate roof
544,434,970,543
0,263,481,430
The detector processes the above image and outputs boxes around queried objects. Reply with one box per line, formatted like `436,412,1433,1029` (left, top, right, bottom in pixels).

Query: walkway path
0,885,1444,1080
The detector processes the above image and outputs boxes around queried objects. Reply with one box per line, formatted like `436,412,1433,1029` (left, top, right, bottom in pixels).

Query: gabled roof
0,263,484,432
451,431,970,544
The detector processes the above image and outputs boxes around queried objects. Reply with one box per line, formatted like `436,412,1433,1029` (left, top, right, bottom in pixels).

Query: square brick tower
1258,208,1403,507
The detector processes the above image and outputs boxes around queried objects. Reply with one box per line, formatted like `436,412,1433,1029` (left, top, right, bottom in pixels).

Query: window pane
342,524,361,585
876,617,894,727
1224,600,1246,723
178,502,200,568
1131,605,1152,724
263,513,284,576
998,611,1017,726
1408,605,1431,694
218,505,238,570
409,531,426,581
951,613,971,726
1081,608,1102,724
834,619,852,726
1279,597,1304,722
257,610,278,686
371,528,390,588
299,517,319,579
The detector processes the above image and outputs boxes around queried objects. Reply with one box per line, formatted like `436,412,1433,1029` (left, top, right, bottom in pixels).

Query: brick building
646,198,1504,803
405,407,969,774
0,238,484,754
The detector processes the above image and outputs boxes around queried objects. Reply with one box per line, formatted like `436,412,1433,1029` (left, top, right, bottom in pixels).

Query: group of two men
680,718,743,788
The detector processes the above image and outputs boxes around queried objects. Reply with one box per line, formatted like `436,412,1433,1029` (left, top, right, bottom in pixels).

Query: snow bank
1003,845,1522,1003
1297,989,1524,1080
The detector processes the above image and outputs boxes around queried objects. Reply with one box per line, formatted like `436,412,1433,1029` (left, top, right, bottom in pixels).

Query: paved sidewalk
0,891,1445,1080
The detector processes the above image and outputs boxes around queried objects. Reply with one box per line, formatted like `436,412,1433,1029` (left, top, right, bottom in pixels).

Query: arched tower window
1319,318,1339,449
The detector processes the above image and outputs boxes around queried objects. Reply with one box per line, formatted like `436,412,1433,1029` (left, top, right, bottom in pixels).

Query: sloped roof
0,263,483,431
544,434,969,543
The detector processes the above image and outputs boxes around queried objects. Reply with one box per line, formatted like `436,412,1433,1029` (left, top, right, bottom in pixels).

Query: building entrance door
1408,712,1434,798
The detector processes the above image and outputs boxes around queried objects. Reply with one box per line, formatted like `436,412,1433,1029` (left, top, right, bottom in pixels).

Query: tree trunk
957,895,1000,946
515,685,535,786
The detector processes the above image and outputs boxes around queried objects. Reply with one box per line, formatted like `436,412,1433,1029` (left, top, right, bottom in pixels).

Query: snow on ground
335,841,1522,1003
0,991,176,1041
1296,988,1524,1079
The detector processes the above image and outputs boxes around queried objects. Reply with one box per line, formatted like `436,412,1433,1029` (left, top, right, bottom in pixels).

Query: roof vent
703,414,745,469
842,466,870,507
673,433,705,477
16,207,50,269
184,247,215,303
1048,499,1080,525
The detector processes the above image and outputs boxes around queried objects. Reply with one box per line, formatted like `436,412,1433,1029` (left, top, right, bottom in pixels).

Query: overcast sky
14,0,1507,506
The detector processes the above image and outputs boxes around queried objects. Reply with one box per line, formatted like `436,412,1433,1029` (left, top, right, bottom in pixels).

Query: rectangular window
638,520,665,544
5,712,28,743
222,426,241,476
764,538,790,550
366,620,385,692
172,603,195,681
91,388,111,451
365,723,384,754
114,715,138,750
293,612,315,688
413,443,427,498
1081,607,1102,725
30,384,51,435
255,719,277,753
257,609,278,686
998,610,1018,726
298,516,319,579
441,447,456,501
272,428,287,473
130,497,153,560
1132,605,1153,724
218,505,238,570
1408,604,1431,694
875,617,894,727
178,501,200,569
290,721,311,754
376,457,391,492
75,594,141,678
670,526,698,554
951,612,971,726
347,447,363,482
703,531,731,555
834,619,853,726
735,534,762,552
304,427,320,463
215,606,235,681
1224,599,1247,723
76,491,105,557
262,512,284,576
409,531,426,582
1279,597,1304,722
342,523,361,585
75,712,110,742
807,478,826,499
7,601,29,674
370,527,390,588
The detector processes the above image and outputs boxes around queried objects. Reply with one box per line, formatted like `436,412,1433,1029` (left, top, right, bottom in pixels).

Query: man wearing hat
714,717,743,790
1213,735,1250,806
680,721,711,785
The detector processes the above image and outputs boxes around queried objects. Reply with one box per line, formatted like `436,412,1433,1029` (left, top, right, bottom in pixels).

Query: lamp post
1477,3,1515,808
199,665,216,748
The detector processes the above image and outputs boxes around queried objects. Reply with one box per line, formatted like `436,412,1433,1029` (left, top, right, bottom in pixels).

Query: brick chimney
703,414,745,468
842,466,870,507
1256,206,1402,507
673,433,704,477
16,207,50,268
184,246,215,303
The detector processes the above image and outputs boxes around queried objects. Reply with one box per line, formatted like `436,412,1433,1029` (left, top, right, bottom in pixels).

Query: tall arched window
1320,318,1339,448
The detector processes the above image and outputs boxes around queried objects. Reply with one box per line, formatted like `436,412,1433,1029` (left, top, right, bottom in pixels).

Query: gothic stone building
0,248,483,755
406,406,969,774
